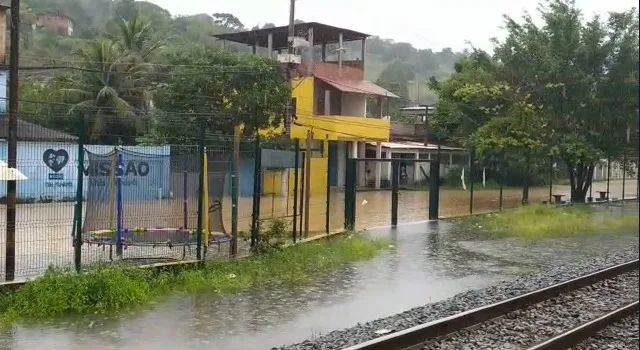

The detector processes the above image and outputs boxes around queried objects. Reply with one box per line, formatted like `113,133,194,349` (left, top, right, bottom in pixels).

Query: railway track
343,259,639,350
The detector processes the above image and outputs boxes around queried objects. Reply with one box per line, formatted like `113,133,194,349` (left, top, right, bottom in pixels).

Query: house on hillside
34,11,74,36
214,22,401,191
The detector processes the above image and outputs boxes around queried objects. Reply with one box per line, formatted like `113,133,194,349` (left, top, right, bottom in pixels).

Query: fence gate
344,157,441,230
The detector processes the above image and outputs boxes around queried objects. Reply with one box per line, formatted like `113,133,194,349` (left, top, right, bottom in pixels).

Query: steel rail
525,300,639,350
342,259,639,350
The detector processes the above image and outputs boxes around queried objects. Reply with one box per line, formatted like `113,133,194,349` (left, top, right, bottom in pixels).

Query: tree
113,0,137,22
19,2,37,47
493,0,638,202
112,13,163,62
212,13,244,31
56,39,149,144
372,60,415,119
145,46,290,144
430,0,639,202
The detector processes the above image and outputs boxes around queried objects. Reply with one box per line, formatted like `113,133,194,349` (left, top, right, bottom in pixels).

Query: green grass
473,204,639,240
0,233,390,324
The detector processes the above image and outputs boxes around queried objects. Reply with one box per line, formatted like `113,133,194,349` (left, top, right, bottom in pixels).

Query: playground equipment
81,148,231,261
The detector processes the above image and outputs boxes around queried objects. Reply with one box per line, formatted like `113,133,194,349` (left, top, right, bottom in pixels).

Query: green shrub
475,204,639,240
0,233,390,324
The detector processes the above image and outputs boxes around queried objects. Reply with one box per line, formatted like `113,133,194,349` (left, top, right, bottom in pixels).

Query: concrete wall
287,157,328,197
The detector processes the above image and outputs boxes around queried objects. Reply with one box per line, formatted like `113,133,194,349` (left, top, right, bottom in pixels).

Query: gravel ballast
572,314,639,350
422,271,638,349
276,248,639,350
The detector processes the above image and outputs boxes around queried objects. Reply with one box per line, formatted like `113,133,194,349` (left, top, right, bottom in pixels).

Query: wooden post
0,6,7,64
304,130,313,237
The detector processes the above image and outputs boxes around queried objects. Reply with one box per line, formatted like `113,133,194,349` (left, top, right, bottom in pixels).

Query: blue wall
0,141,261,200
224,158,255,197
0,142,170,201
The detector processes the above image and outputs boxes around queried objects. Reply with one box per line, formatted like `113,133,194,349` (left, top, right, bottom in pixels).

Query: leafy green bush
475,204,639,240
0,233,390,324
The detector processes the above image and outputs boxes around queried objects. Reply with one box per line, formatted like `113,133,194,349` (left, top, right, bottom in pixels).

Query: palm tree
112,13,164,62
58,40,149,144
112,14,164,112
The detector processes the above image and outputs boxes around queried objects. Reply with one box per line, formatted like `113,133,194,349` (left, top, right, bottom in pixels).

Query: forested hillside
12,0,465,105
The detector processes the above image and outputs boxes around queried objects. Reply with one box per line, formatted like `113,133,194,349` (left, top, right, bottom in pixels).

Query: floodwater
0,179,636,280
0,202,637,350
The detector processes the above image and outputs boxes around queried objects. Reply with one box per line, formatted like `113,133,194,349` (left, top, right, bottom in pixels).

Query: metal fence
342,148,639,231
0,116,267,281
1,115,638,281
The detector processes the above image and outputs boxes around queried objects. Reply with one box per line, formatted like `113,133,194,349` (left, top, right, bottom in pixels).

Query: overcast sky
148,0,637,52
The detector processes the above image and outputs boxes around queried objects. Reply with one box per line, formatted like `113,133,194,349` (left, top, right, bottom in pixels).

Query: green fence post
522,155,530,205
292,140,299,242
73,117,86,272
469,149,475,215
250,134,261,248
428,158,440,220
622,150,626,201
391,160,399,226
344,158,356,230
196,124,205,261
231,126,241,256
548,155,553,204
325,141,331,234
498,159,504,211
298,151,305,239
606,156,611,201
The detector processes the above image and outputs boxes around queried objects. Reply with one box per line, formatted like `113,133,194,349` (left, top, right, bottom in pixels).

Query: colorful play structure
80,148,231,261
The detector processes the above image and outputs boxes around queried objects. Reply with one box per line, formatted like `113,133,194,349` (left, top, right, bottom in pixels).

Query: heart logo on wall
43,149,69,173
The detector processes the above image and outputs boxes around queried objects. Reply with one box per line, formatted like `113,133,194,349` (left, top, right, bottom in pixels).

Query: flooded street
1,202,637,350
0,179,635,280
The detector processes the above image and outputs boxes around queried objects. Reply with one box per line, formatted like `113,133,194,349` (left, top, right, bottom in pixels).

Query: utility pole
288,0,295,47
284,0,296,135
5,0,20,282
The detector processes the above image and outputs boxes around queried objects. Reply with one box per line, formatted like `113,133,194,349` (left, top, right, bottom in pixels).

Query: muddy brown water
0,202,638,350
0,180,636,280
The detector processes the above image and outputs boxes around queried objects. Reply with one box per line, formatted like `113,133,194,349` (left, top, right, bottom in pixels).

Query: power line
17,54,283,69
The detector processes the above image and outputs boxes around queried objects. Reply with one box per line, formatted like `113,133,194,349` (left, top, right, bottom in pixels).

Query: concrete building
34,12,74,36
214,22,399,192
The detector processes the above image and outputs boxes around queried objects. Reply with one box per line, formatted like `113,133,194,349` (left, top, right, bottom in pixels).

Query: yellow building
214,22,398,193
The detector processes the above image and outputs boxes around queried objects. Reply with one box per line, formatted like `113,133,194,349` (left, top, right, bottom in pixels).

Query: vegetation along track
343,259,639,350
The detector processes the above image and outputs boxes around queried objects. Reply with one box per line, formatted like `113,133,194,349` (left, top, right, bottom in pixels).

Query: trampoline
80,147,231,261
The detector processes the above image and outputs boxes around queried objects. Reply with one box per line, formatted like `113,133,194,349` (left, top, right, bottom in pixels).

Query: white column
375,142,382,189
307,27,314,74
351,140,358,159
267,33,273,58
351,141,360,187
